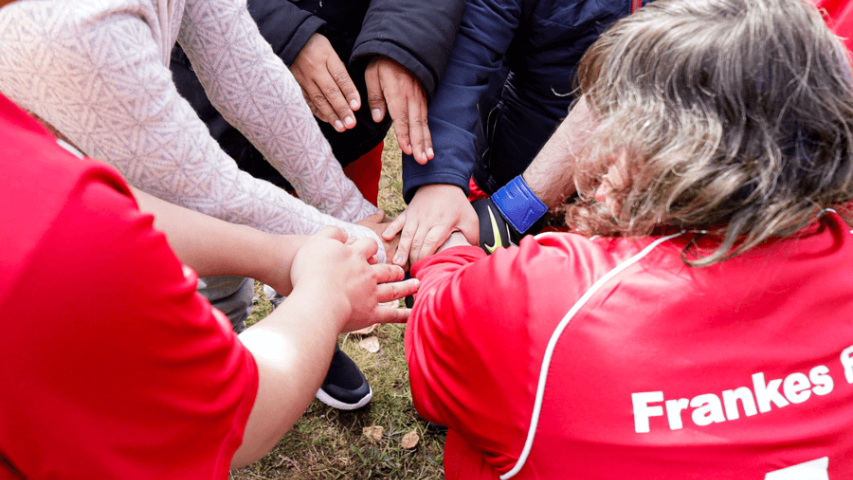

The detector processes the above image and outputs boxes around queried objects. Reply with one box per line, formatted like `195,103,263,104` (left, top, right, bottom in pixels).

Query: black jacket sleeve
350,0,466,101
247,0,327,66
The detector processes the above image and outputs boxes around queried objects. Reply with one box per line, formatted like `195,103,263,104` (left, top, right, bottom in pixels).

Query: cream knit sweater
0,0,384,256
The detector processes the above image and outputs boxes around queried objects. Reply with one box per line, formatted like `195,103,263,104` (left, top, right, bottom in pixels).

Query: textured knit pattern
0,0,383,256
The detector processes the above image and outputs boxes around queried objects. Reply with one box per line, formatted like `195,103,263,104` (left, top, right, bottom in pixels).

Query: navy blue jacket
402,0,638,201
171,0,464,187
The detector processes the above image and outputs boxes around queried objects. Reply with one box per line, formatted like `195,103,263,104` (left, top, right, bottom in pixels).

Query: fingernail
372,109,381,122
345,116,355,128
350,99,359,109
334,120,344,131
427,147,434,158
395,256,405,265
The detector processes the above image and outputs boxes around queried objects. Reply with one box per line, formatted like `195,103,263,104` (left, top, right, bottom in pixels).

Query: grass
232,130,446,480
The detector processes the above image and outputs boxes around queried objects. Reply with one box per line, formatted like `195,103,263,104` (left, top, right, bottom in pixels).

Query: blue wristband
491,175,548,234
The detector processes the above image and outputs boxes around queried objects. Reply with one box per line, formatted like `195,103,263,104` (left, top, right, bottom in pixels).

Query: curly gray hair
566,0,853,266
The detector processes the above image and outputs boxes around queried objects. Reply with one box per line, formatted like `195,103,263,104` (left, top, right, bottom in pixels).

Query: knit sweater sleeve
177,0,378,224
0,0,383,254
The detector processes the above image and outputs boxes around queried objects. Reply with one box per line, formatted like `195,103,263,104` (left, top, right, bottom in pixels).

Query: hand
290,227,418,332
356,210,401,266
364,56,433,164
381,184,479,265
290,33,360,132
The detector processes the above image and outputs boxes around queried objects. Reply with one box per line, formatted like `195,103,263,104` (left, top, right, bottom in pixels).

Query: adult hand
364,56,433,164
357,210,401,267
381,184,479,266
290,33,360,132
290,227,418,331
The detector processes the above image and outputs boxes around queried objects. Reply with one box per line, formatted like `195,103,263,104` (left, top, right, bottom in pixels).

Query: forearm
401,0,521,201
0,6,383,254
132,187,307,295
179,0,375,223
233,281,348,467
521,101,585,209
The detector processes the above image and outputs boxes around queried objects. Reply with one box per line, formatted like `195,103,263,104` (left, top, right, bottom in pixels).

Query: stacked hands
357,188,479,269
290,227,418,331
291,32,478,267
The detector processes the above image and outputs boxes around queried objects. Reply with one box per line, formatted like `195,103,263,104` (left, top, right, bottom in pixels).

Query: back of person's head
567,0,853,266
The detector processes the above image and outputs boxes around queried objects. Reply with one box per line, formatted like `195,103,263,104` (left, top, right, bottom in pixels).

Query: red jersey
0,94,258,479
814,0,853,53
407,216,853,479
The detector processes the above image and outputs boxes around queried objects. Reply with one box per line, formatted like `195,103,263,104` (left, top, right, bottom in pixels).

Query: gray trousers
197,275,253,333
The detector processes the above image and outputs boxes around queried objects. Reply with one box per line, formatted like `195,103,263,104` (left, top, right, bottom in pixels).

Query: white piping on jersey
818,208,853,234
56,139,85,159
500,231,684,480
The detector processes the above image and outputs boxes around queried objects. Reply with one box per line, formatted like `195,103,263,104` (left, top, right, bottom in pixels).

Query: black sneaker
316,345,372,410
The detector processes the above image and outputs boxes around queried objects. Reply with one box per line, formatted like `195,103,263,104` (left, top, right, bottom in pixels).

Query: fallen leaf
401,430,420,449
359,336,380,353
352,323,378,335
362,425,384,443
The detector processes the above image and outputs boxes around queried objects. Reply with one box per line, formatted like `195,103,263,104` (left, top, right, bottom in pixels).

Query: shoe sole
315,386,373,411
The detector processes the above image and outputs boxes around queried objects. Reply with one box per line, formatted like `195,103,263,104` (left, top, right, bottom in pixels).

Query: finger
408,94,428,164
408,228,427,264
394,218,417,266
306,81,346,132
316,226,348,243
323,57,357,129
300,87,325,123
376,278,419,303
372,263,406,284
419,97,434,162
364,64,386,123
351,236,379,259
328,55,360,114
390,95,412,156
371,305,411,324
417,225,454,261
382,212,406,240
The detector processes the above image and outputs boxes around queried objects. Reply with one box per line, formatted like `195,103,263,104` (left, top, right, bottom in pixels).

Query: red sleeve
405,237,601,474
0,167,258,479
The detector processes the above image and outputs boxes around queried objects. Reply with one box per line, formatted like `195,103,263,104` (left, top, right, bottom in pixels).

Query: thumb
316,226,349,243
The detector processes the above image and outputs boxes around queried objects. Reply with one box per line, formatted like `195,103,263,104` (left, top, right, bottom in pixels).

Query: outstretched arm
520,97,593,209
132,187,307,296
388,0,523,264
178,0,375,222
131,185,420,466
233,228,417,467
0,1,387,257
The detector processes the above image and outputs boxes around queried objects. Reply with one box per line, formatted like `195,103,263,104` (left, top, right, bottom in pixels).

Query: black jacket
171,0,465,186
402,0,642,200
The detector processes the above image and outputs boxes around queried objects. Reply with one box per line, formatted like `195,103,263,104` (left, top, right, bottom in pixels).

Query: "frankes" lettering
631,345,853,433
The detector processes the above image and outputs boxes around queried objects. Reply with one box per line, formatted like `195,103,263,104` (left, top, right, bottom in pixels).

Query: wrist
253,235,309,296
492,175,548,234
291,279,352,326
437,231,471,253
